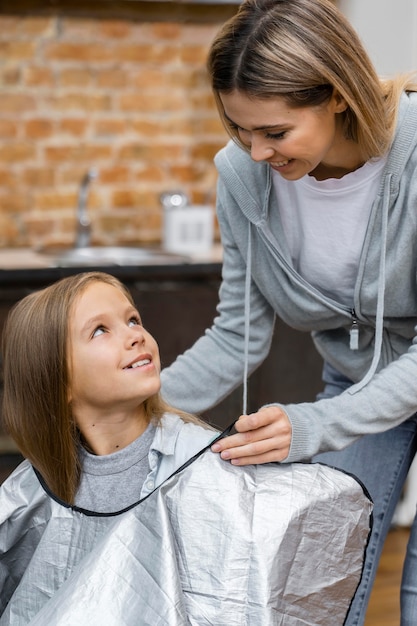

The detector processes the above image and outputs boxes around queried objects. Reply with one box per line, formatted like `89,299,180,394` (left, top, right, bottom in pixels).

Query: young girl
2,271,216,509
0,271,371,625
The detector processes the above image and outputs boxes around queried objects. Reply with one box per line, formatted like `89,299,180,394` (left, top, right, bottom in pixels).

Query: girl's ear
332,89,348,114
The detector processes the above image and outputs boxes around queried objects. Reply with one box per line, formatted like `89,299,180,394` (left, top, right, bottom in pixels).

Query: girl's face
219,90,360,181
68,281,161,422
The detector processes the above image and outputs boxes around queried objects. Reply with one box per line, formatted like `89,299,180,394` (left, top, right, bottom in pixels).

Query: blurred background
0,2,416,623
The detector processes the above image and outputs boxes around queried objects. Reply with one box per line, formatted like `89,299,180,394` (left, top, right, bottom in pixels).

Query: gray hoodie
161,91,417,462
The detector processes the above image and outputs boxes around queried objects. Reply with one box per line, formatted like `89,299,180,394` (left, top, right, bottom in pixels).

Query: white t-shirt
272,158,386,305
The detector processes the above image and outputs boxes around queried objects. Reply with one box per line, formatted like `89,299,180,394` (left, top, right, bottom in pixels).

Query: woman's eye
229,123,247,135
266,131,286,140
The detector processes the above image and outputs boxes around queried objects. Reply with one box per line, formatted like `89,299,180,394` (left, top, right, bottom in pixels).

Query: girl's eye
92,326,106,338
128,316,141,327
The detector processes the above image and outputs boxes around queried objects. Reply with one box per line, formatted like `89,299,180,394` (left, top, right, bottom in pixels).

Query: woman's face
68,281,161,422
219,90,358,181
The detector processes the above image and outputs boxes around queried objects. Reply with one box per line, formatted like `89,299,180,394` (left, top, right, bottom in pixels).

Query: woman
160,0,417,624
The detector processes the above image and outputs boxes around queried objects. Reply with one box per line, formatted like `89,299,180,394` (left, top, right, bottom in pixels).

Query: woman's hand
211,405,292,465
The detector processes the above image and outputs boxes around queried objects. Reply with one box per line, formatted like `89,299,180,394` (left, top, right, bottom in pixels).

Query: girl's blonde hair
207,0,417,159
2,272,207,504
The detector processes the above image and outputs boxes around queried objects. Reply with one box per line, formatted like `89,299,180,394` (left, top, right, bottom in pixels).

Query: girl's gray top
75,423,156,512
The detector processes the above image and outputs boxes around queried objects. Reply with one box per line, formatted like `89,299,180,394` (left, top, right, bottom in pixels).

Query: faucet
75,168,98,248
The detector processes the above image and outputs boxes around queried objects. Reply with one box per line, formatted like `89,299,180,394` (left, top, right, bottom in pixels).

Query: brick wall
0,2,236,249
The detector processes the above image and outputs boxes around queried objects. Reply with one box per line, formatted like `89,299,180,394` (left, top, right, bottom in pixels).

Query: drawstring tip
350,326,359,350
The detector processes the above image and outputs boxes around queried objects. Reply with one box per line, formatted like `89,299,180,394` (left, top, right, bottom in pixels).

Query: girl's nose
250,135,275,162
127,325,145,347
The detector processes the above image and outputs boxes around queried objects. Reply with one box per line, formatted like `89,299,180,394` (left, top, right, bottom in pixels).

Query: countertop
0,245,223,287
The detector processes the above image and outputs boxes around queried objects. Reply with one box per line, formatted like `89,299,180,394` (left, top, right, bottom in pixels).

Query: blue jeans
314,362,417,626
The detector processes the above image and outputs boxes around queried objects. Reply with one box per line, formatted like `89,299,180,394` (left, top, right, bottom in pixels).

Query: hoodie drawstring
242,227,252,415
348,174,392,394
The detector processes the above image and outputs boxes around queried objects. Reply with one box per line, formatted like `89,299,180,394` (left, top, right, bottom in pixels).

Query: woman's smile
220,90,364,181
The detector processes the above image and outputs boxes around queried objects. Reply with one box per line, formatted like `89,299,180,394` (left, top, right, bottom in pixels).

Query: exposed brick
180,24,220,45
0,9,229,250
129,208,163,231
61,17,132,40
111,189,159,210
96,166,130,184
0,94,36,114
0,16,55,38
58,167,100,185
59,68,93,88
24,119,54,139
117,143,184,161
44,144,112,162
150,23,182,41
59,118,89,136
0,143,36,162
130,69,165,90
190,92,218,110
191,142,225,161
23,168,55,187
0,41,36,62
115,44,180,64
24,65,55,87
0,170,18,187
97,21,133,40
0,66,21,87
191,117,226,136
0,16,21,35
135,165,164,183
118,92,186,113
44,42,114,63
111,189,143,208
45,93,112,112
99,210,162,243
181,45,210,65
0,214,19,246
94,119,127,137
0,121,18,139
169,164,208,184
59,17,101,39
0,193,29,213
24,214,62,238
33,191,77,211
130,119,167,136
96,69,127,89
21,17,55,38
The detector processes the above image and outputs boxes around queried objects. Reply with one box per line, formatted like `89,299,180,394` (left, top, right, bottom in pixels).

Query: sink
47,246,190,268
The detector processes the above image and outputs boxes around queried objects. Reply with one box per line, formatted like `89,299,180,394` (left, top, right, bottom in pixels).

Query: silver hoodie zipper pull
350,309,359,350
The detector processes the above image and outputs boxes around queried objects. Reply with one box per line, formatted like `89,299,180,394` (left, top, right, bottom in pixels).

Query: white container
163,204,214,255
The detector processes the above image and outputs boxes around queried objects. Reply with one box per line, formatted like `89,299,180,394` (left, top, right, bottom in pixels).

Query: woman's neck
310,158,366,181
310,117,367,181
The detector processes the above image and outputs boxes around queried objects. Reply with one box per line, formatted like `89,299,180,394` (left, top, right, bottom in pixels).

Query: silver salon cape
0,444,372,626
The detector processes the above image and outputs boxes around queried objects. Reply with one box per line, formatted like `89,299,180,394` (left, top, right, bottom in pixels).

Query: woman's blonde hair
207,0,417,159
2,272,206,504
